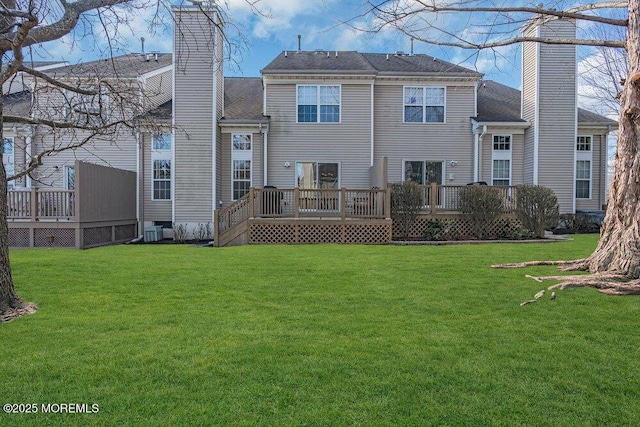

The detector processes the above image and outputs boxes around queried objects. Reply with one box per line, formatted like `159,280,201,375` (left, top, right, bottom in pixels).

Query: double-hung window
232,134,252,200
576,136,592,199
65,86,109,126
2,137,14,189
404,86,445,123
492,135,511,186
297,85,340,123
151,134,172,200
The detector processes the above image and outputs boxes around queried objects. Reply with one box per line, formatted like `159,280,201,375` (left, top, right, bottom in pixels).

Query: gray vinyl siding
219,132,264,206
536,21,577,213
265,82,373,188
521,39,537,184
173,7,221,225
375,84,475,184
144,70,172,110
479,132,524,185
140,132,172,223
520,19,577,213
31,125,137,188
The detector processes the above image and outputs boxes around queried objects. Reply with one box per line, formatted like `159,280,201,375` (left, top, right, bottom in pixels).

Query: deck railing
415,183,517,214
249,187,391,219
8,189,75,220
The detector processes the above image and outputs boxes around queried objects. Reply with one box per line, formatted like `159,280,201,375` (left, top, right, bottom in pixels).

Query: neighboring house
5,4,617,246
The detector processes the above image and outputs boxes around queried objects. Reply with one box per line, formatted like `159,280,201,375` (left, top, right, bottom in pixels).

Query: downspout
261,123,268,185
370,81,375,166
135,130,142,236
475,125,487,182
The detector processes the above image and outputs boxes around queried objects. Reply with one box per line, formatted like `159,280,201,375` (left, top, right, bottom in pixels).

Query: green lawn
1,235,639,426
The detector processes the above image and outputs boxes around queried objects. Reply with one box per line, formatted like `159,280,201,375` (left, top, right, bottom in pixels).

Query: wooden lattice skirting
249,218,392,245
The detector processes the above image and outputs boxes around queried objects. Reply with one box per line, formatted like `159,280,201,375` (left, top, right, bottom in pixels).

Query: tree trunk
0,96,29,320
586,0,640,279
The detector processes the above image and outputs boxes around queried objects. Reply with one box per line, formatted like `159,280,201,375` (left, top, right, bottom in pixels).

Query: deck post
249,187,255,218
341,188,346,220
385,187,391,219
213,210,220,247
294,188,300,218
430,183,438,216
30,187,37,221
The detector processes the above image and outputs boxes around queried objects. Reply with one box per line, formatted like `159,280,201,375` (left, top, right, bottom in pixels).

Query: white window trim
296,84,342,124
294,161,341,189
576,135,593,200
491,134,512,186
151,134,172,201
401,159,446,184
63,165,75,190
2,137,14,189
402,86,446,124
231,133,253,201
64,86,110,125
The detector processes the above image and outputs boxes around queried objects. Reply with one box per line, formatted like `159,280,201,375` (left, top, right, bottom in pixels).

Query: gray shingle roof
262,51,376,74
261,51,481,77
361,53,481,76
222,77,266,122
3,90,31,118
45,53,172,79
476,80,617,126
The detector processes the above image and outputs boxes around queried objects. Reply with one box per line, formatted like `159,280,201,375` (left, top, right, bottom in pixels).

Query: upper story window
64,86,109,126
404,86,445,123
577,136,592,152
297,85,340,123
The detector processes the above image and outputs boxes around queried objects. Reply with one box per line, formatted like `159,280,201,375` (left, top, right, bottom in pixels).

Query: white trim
212,18,220,217
533,32,541,185
491,134,512,186
140,64,174,80
402,85,446,124
231,133,253,201
575,135,593,200
294,161,341,189
151,133,172,201
370,81,375,167
262,127,268,186
171,29,176,227
295,84,342,124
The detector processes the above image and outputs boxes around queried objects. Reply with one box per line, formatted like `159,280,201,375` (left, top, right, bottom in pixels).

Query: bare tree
0,0,256,322
357,0,640,295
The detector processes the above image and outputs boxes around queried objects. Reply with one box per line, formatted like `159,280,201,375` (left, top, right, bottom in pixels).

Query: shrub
515,185,560,238
391,181,423,240
423,219,446,241
173,223,189,242
194,223,212,242
457,185,505,239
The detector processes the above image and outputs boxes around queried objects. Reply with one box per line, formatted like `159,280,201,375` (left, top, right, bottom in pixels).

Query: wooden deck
214,184,520,246
7,161,138,249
